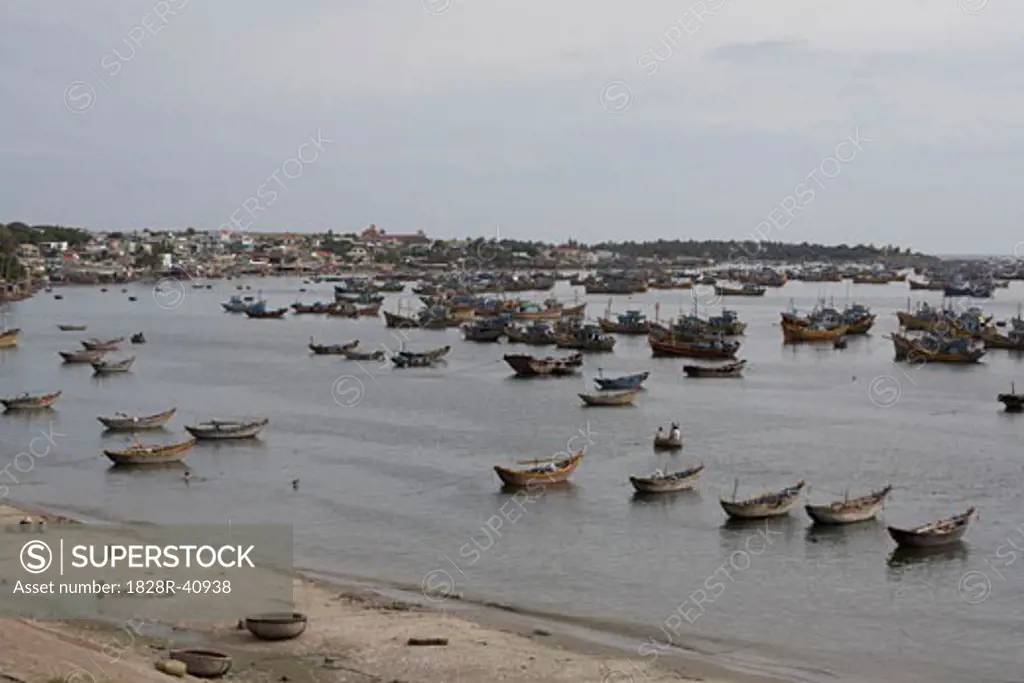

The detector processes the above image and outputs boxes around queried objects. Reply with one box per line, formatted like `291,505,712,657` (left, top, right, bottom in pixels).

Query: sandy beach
0,502,778,683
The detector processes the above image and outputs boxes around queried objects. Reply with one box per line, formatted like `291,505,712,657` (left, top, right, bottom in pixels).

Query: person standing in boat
669,422,681,442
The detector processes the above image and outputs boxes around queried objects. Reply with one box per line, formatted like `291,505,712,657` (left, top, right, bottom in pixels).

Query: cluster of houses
10,225,641,284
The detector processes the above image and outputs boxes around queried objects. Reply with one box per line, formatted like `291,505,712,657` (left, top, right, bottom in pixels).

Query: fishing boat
682,359,746,377
57,324,87,332
291,301,336,314
221,295,251,313
245,303,288,319
462,318,508,342
59,349,106,364
782,321,848,343
908,278,946,291
805,485,892,525
720,480,806,520
131,332,146,344
92,356,135,374
98,407,177,431
714,283,766,297
185,418,269,440
630,463,704,494
104,438,196,466
598,310,651,335
505,322,557,345
383,310,422,329
554,325,616,352
889,333,986,363
887,507,977,549
342,348,386,362
594,369,649,391
493,451,585,488
944,281,994,298
503,352,584,377
391,345,451,368
81,337,125,351
649,335,739,359
308,337,359,355
578,389,639,406
997,382,1024,411
1,391,62,410
982,326,1024,350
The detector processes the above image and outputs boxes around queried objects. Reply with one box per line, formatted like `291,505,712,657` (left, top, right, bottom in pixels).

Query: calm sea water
2,278,1023,682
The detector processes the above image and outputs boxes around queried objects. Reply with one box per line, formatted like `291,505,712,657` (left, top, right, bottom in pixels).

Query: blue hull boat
594,370,650,391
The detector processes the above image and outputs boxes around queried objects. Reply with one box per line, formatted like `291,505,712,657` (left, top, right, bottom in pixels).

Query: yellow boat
781,322,848,343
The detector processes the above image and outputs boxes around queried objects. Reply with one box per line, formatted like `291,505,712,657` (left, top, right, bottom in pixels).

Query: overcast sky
2,0,1021,253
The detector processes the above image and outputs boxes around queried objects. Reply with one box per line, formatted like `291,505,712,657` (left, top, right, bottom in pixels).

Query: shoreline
0,499,791,683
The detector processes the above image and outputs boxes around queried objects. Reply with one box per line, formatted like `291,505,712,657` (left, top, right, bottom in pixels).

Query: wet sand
0,502,777,683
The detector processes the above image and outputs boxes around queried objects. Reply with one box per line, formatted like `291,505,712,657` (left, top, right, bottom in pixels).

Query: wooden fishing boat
1,391,62,410
383,310,420,329
594,370,649,391
887,507,977,549
505,322,556,345
998,382,1024,411
889,333,986,364
391,345,451,368
782,321,848,343
720,480,806,519
714,283,766,297
246,307,288,319
97,407,177,431
649,335,739,359
92,357,135,374
503,352,583,377
342,348,386,362
59,348,107,364
630,463,704,494
356,304,381,317
130,332,146,344
493,451,585,488
104,438,196,466
597,310,651,335
554,325,616,352
81,337,125,351
57,324,87,332
682,360,746,377
982,328,1024,350
308,337,359,355
291,301,337,314
462,319,507,342
805,485,892,525
578,389,639,406
185,418,269,440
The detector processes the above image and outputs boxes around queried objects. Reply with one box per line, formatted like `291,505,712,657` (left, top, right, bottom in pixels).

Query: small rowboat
308,337,359,355
58,324,87,332
185,418,269,440
104,439,196,466
720,480,806,519
682,360,746,378
653,430,682,450
1,391,62,411
887,507,977,549
130,332,146,344
342,348,386,362
578,389,639,407
59,349,107,364
805,485,892,525
92,356,135,374
98,407,177,431
630,463,704,494
82,337,125,351
493,451,585,488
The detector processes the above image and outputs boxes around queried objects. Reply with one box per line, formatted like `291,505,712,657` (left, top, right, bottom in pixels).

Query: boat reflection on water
718,515,801,551
630,489,702,506
104,460,188,476
804,519,889,547
887,543,969,569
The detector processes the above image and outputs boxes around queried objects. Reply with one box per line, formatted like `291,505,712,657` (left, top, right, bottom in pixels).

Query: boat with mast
720,479,806,519
805,485,892,525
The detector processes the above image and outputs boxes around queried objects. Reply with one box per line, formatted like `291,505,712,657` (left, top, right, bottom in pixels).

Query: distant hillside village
0,221,934,294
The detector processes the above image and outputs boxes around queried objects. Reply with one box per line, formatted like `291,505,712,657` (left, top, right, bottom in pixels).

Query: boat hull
578,390,638,406
630,466,704,493
104,439,195,466
493,452,584,488
503,353,583,376
720,498,800,519
682,360,746,377
594,372,649,391
649,337,738,359
185,419,268,440
887,525,968,549
98,408,176,430
805,501,885,525
653,435,683,450
1,391,62,410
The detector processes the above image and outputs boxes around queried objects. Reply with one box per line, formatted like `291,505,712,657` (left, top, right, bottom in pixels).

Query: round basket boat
168,649,232,678
244,612,309,641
